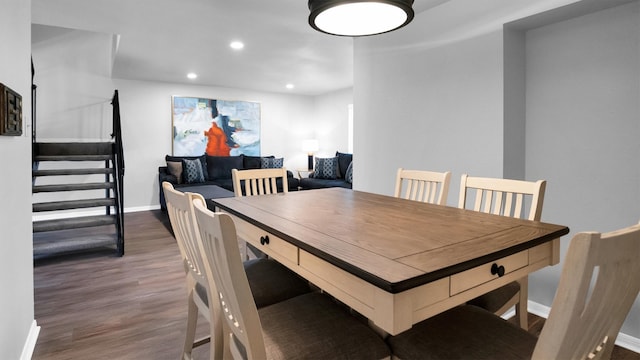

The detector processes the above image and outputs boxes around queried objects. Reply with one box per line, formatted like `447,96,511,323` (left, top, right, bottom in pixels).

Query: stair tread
34,142,114,156
35,155,113,161
33,198,116,212
33,215,117,232
33,182,114,192
33,233,117,259
33,168,114,176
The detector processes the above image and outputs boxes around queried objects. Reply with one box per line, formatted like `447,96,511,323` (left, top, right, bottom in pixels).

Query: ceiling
31,0,449,96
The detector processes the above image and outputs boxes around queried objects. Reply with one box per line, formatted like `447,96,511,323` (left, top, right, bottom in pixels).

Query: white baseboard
527,300,639,354
20,320,40,360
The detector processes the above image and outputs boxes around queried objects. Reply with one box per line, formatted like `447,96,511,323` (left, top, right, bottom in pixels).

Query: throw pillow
166,161,183,184
261,157,284,169
336,152,353,179
345,161,353,184
166,155,208,181
182,158,205,184
206,155,244,180
243,155,268,169
314,157,339,180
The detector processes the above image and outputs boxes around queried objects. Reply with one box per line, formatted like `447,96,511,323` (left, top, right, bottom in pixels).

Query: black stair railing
111,90,125,255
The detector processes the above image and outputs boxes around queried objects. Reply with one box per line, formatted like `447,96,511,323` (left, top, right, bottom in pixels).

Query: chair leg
209,309,224,360
515,277,528,329
183,290,199,360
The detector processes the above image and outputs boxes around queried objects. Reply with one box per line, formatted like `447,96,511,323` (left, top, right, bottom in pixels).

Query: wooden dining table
212,187,569,335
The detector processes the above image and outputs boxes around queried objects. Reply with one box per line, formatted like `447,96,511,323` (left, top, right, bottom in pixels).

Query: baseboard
20,320,40,360
527,300,640,354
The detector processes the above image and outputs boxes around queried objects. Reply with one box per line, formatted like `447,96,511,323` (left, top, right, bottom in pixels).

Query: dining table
212,187,569,336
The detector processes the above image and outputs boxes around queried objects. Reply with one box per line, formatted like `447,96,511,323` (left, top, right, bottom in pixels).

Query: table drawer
230,215,298,265
299,249,375,308
450,250,528,295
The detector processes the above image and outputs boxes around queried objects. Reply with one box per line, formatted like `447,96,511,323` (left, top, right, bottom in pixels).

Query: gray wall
0,0,36,358
524,1,640,334
354,0,639,339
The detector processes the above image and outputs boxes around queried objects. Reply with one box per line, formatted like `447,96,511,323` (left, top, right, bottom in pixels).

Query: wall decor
0,83,23,136
172,96,260,156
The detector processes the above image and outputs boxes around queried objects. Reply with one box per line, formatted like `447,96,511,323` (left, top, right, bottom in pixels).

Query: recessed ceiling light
187,73,197,79
230,41,244,50
286,84,294,89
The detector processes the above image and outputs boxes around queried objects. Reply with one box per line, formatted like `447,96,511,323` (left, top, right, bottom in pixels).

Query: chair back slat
533,223,640,360
394,168,451,205
193,200,268,360
232,168,289,197
458,174,546,221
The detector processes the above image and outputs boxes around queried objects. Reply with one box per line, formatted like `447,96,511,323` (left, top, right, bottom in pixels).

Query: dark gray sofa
159,154,299,210
299,152,352,190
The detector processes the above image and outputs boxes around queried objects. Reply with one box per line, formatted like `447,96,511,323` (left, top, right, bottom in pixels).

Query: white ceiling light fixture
308,0,414,37
230,41,245,50
286,83,295,89
187,72,197,79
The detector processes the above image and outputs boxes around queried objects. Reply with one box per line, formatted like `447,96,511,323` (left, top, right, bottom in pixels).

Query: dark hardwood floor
33,210,639,359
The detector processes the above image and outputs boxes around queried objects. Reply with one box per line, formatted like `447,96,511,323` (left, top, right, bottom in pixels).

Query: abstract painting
171,96,260,156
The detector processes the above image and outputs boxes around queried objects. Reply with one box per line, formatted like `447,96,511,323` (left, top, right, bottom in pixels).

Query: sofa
299,152,353,190
159,154,299,210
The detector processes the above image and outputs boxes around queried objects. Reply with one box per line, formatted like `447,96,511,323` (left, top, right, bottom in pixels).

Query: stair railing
111,89,125,255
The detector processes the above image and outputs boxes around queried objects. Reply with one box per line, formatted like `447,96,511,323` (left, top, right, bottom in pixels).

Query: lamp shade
308,0,414,37
302,139,320,153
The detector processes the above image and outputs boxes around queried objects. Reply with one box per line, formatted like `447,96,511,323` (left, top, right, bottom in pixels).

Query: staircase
32,91,125,259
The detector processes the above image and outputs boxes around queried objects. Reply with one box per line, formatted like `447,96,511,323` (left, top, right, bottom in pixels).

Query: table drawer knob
260,235,270,245
491,263,505,277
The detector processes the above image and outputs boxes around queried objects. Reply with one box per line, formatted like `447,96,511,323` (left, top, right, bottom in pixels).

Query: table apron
227,212,560,335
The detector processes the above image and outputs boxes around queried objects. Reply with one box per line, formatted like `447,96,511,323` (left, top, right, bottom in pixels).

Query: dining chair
458,174,546,329
231,168,289,197
387,222,640,360
162,182,311,360
232,167,289,259
192,199,392,360
394,168,451,205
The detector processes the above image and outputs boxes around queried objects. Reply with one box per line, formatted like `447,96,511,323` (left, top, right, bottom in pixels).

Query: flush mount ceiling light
308,0,414,37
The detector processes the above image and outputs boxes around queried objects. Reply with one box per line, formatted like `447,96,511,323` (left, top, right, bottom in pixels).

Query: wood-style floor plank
33,210,639,359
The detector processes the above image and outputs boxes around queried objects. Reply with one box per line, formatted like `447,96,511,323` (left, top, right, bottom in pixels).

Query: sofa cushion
166,161,183,184
243,155,270,169
206,155,244,180
182,158,206,184
261,157,284,169
336,152,353,179
300,177,351,190
314,157,339,180
166,154,208,180
345,162,353,184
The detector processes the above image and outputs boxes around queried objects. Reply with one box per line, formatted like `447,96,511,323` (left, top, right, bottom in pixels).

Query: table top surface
213,188,569,293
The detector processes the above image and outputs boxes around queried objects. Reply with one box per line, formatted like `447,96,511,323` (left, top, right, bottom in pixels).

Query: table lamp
302,139,319,170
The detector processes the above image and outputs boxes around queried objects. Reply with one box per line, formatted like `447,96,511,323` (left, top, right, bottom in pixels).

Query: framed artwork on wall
171,96,261,156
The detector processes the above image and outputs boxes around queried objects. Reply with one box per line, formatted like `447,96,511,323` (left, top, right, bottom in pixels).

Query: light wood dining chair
192,199,392,360
458,174,546,329
394,168,451,205
232,168,289,197
232,167,290,259
162,182,311,360
387,222,640,360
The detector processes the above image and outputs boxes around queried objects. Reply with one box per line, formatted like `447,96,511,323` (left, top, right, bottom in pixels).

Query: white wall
524,1,640,336
0,0,37,358
31,28,352,210
113,79,321,209
311,87,353,158
353,0,639,346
